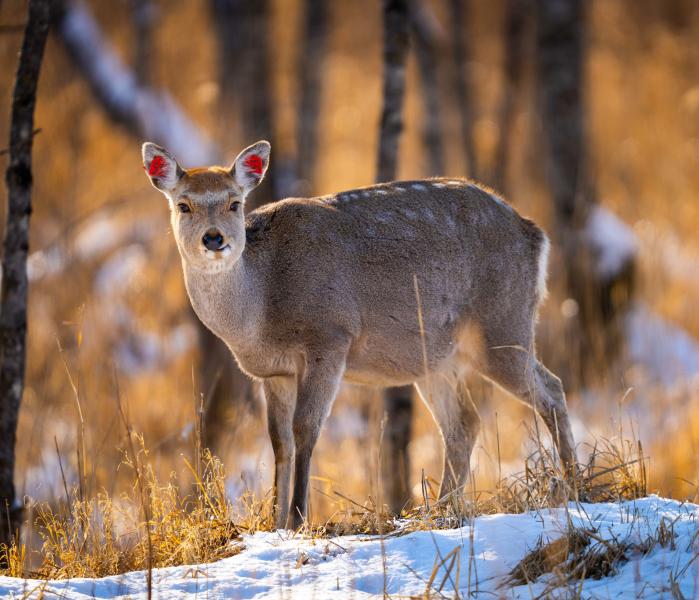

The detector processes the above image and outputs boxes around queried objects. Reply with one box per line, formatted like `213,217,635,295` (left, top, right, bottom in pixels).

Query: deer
142,139,578,529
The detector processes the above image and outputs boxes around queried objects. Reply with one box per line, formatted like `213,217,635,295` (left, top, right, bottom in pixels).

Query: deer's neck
183,255,262,352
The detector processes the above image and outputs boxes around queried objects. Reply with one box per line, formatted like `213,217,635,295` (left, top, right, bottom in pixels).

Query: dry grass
0,428,647,581
1,443,246,580
505,515,677,594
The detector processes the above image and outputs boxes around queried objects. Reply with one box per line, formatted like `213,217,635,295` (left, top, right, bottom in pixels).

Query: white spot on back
361,191,370,198
376,189,388,195
412,183,428,191
537,234,550,300
432,183,446,188
394,186,405,193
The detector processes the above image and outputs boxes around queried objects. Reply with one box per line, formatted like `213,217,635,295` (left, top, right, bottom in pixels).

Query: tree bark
376,0,410,184
493,0,529,192
376,0,413,515
295,0,329,195
535,0,635,386
448,0,478,179
0,0,50,552
410,0,445,176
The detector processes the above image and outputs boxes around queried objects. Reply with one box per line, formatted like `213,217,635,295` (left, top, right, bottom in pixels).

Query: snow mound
1,496,698,598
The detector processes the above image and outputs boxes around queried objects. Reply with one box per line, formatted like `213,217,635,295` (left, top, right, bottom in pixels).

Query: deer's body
142,141,577,529
186,179,544,387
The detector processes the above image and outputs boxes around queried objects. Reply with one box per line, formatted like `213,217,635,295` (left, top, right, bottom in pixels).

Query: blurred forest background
3,0,699,545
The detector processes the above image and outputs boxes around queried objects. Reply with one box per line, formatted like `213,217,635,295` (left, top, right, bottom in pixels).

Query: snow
627,302,699,387
584,205,639,280
2,496,699,598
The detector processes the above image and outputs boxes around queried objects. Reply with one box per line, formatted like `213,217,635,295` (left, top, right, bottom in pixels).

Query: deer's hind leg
414,373,481,501
480,345,577,474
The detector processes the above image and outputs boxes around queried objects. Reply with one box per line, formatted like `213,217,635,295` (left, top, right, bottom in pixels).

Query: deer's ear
230,141,270,195
142,142,182,192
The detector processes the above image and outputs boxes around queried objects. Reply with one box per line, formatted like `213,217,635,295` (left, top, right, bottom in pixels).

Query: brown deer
142,140,577,529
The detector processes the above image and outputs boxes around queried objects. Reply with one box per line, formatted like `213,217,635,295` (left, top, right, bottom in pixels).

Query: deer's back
244,179,546,384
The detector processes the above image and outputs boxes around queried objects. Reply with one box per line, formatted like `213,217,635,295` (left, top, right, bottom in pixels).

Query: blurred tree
205,0,288,455
492,0,530,192
0,0,50,554
376,0,413,515
448,0,478,179
535,0,636,387
210,0,284,205
51,0,216,164
295,0,329,195
130,0,155,86
410,0,445,175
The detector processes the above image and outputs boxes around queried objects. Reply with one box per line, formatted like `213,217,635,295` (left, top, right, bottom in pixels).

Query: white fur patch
394,186,405,192
412,183,428,191
432,183,446,188
200,245,235,274
536,234,550,301
376,189,388,195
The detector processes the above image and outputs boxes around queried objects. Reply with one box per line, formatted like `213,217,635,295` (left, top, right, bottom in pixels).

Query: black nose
202,229,224,251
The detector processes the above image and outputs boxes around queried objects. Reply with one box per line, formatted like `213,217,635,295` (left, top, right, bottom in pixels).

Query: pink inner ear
148,155,168,177
243,154,264,175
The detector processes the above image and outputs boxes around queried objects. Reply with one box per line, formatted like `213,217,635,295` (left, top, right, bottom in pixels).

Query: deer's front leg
263,376,296,529
288,346,347,529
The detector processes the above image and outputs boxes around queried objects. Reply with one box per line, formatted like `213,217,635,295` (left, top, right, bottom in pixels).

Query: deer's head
142,141,270,273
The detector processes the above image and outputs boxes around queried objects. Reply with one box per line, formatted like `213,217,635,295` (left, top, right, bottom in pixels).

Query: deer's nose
202,229,225,251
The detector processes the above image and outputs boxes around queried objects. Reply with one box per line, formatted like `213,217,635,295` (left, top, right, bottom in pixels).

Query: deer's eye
177,203,191,213
229,201,241,212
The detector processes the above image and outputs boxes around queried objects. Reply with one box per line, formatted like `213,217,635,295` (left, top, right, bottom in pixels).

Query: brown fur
142,141,578,529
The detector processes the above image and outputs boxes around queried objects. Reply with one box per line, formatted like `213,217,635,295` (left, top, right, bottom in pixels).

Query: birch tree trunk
0,0,50,552
376,0,414,515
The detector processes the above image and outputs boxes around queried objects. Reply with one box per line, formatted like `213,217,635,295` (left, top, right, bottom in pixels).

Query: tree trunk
295,0,329,195
0,0,50,552
448,0,478,179
376,0,413,515
410,0,445,176
210,0,281,206
535,0,635,387
376,0,410,184
131,0,155,86
492,0,529,192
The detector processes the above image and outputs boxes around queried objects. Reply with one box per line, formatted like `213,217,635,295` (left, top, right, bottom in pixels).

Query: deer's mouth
204,244,231,259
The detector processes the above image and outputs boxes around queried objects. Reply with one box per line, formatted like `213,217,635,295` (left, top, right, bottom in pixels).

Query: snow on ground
2,496,699,599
